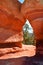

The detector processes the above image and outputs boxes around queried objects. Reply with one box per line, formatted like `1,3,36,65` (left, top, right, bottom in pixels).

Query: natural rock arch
0,0,43,55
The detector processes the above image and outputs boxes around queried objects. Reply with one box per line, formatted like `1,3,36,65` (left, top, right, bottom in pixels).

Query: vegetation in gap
23,23,36,45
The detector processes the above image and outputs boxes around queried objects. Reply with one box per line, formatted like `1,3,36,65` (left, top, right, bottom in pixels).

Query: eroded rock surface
21,0,43,54
0,0,43,58
0,0,25,31
21,0,43,40
0,0,25,48
0,45,36,59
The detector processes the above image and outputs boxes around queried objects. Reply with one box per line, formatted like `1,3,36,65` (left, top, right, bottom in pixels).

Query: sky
18,0,24,3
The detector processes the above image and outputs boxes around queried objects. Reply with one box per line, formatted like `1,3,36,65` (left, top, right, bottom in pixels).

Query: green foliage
23,23,35,45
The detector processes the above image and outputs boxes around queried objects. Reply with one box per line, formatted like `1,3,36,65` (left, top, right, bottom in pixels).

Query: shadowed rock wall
21,0,43,54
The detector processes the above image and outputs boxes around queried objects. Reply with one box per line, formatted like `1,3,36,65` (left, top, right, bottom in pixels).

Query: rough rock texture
0,0,25,48
0,0,25,31
0,45,36,65
0,28,23,48
0,45,36,59
21,0,43,54
0,0,43,60
21,0,43,40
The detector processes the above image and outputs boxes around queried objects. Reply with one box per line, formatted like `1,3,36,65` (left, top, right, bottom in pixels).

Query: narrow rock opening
23,19,36,46
18,0,25,4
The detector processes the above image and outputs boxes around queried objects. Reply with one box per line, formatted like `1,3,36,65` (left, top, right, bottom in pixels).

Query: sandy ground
0,45,36,59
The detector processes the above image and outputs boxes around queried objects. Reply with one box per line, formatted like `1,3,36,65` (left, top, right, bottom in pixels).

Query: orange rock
21,0,43,40
21,0,43,54
0,0,43,56
0,45,36,59
0,0,25,48
0,0,25,31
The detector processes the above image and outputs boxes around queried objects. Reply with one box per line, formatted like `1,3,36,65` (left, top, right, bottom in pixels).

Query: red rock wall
21,0,43,40
0,0,25,31
0,0,25,48
21,0,43,54
0,0,43,55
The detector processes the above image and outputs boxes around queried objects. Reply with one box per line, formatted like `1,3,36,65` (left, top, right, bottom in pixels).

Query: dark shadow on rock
0,55,43,65
0,56,28,65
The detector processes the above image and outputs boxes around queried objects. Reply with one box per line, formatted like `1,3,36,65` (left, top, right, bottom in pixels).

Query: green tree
23,23,35,45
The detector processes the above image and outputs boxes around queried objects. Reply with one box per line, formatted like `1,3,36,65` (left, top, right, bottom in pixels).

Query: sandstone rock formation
0,0,43,58
21,0,43,54
0,0,25,31
0,0,26,48
21,0,43,40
